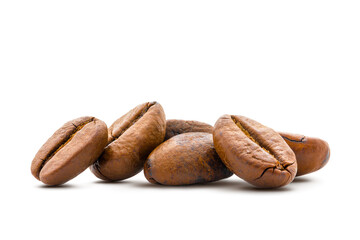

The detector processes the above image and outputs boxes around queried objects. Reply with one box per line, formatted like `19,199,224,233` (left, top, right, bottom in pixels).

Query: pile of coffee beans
31,101,330,188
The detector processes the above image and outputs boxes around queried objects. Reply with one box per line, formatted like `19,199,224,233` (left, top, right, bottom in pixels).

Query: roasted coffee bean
279,132,330,176
213,115,297,188
165,119,213,140
144,132,233,185
90,102,166,181
31,116,108,185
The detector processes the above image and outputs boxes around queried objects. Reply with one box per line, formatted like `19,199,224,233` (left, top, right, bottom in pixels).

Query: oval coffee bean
31,116,108,185
144,132,233,185
279,132,330,176
165,119,213,140
90,102,166,181
213,115,297,188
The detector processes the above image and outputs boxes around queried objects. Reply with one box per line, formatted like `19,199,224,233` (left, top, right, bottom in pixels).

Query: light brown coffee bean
90,102,166,181
164,119,213,140
31,116,108,185
279,132,330,176
213,115,297,188
144,132,233,185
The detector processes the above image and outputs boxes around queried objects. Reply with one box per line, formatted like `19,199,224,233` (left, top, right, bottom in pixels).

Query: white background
1,1,359,239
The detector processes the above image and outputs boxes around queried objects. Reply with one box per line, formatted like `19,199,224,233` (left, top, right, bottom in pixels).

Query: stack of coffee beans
31,101,330,188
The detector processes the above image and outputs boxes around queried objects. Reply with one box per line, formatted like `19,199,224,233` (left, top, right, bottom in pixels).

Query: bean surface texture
144,132,233,185
213,115,297,188
280,132,330,176
90,102,166,181
31,116,108,185
164,119,213,140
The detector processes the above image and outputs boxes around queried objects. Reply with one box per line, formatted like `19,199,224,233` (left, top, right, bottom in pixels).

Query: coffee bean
213,115,297,188
165,119,213,140
90,102,166,181
279,132,330,176
144,132,233,185
31,116,108,185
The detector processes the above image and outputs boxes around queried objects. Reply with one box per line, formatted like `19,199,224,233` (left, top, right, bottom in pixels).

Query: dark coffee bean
90,102,166,181
213,115,297,188
164,119,213,140
31,116,108,185
144,132,232,185
279,132,330,176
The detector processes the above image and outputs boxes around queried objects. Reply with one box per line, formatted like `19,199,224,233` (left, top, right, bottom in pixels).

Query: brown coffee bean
144,132,233,185
213,115,297,188
31,116,108,185
90,102,166,181
165,119,213,140
279,132,330,176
